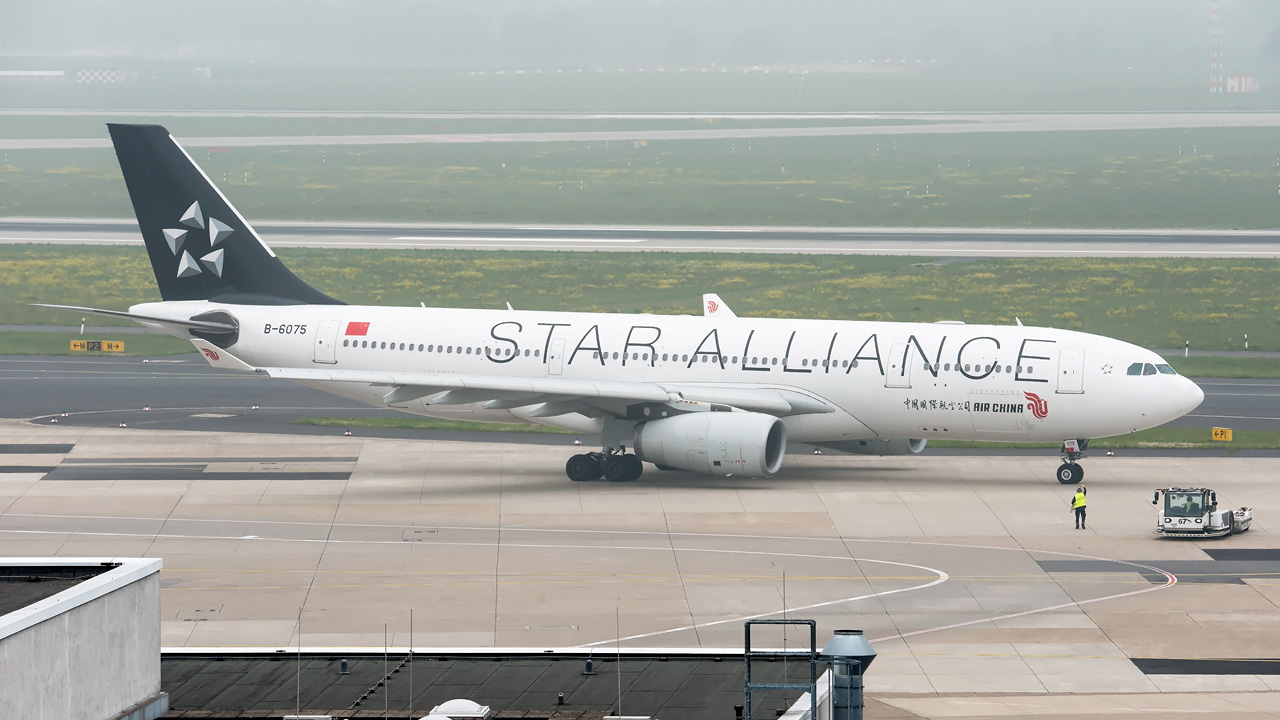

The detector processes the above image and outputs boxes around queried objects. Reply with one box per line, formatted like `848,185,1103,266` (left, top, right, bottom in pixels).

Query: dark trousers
1074,506,1087,528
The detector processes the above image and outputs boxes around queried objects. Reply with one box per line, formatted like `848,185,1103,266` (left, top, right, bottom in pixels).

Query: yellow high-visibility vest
1073,492,1087,508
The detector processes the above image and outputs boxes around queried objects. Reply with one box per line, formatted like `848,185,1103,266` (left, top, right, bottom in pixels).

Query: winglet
703,293,737,318
189,338,254,371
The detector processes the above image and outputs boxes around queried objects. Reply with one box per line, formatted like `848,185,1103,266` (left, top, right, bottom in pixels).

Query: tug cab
1153,487,1251,538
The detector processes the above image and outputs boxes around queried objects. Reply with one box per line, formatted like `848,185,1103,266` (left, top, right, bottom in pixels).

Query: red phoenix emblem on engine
1024,391,1048,419
706,300,719,313
201,347,220,361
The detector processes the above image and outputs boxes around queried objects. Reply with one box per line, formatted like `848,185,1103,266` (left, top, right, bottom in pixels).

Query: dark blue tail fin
108,123,342,306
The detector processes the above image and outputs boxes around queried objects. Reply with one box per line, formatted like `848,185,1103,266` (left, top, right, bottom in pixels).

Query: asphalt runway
3,355,1275,444
4,218,1280,257
6,111,1280,150
5,418,1280,714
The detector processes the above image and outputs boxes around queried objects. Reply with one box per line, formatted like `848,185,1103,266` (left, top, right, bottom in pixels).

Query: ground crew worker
1070,486,1087,529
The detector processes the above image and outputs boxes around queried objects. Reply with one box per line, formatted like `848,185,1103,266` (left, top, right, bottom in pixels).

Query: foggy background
4,0,1279,74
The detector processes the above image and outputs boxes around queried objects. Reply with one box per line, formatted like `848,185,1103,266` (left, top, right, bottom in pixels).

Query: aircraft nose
1178,376,1205,414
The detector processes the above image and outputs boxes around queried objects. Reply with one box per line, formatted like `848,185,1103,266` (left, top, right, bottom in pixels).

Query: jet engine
815,438,928,456
633,411,786,477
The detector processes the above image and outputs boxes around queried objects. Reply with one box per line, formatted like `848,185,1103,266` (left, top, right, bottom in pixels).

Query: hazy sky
4,0,1279,73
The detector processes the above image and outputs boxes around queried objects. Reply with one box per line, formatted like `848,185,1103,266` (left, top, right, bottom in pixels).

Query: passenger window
419,344,425,351
534,350,541,357
1143,363,1157,375
851,360,858,368
1006,365,1012,373
361,340,368,348
380,342,386,349
343,339,349,347
1156,363,1176,375
771,358,778,365
524,349,530,356
399,343,405,351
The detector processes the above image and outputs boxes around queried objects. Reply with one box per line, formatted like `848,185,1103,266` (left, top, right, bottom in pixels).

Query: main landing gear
566,448,644,482
1056,439,1089,485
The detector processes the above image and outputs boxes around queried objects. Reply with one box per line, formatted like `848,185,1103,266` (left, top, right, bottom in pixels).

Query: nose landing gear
1056,439,1089,484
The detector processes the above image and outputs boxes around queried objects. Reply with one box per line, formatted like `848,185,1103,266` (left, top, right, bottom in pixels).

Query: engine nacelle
633,412,786,477
817,438,928,456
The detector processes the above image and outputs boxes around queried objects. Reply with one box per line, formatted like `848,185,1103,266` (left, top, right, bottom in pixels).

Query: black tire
623,454,644,481
1056,463,1076,484
566,454,594,482
585,453,605,480
604,456,630,482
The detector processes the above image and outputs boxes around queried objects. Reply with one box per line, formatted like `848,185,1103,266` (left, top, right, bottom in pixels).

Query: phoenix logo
201,347,220,361
1024,391,1049,419
706,300,719,314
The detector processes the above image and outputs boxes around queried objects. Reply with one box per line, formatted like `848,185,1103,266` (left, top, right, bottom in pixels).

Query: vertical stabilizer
107,123,342,305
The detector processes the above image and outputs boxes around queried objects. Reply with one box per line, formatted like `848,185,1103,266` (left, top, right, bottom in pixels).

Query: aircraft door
548,337,567,376
1057,347,1085,394
313,319,340,364
885,343,911,388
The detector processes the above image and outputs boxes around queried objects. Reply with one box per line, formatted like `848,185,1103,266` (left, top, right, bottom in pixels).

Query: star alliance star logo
1101,364,1113,375
163,201,230,279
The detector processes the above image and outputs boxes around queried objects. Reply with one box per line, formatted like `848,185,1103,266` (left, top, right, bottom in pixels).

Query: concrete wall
0,559,163,720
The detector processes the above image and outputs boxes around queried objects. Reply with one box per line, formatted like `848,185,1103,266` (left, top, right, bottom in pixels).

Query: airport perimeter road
2,355,1275,438
6,111,1280,150
5,419,1280,712
3,218,1280,256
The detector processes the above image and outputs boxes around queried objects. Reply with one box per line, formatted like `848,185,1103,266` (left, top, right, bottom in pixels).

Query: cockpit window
1143,363,1157,375
1127,362,1144,376
1155,363,1177,375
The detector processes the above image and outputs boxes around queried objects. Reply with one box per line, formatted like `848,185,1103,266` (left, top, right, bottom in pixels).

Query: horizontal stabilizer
31,303,237,333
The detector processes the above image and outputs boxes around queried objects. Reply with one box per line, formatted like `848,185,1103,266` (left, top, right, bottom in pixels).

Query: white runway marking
390,236,645,243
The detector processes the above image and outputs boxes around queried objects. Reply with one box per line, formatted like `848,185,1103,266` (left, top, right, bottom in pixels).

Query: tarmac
4,218,1280,257
3,419,1280,718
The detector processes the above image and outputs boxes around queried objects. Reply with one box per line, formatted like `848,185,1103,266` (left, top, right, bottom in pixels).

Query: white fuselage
135,300,1204,445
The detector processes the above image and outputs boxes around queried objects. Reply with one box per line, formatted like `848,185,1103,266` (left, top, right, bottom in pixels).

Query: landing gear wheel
604,455,631,482
604,454,644,482
1056,463,1084,485
566,454,595,482
623,454,643,482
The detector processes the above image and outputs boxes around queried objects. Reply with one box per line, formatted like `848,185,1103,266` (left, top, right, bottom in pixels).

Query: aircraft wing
252,366,831,417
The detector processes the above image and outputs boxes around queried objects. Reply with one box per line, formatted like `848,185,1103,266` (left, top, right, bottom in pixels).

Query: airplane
39,124,1204,485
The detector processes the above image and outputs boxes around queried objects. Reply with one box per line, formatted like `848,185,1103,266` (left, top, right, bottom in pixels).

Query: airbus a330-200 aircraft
40,124,1205,485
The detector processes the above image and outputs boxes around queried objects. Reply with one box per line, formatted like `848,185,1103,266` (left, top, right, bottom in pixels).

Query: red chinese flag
345,321,370,336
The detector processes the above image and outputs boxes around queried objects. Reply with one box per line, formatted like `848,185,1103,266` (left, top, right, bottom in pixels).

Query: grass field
6,245,1280,353
4,127,1280,228
0,331,191,356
